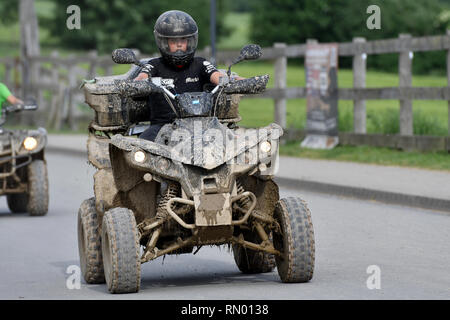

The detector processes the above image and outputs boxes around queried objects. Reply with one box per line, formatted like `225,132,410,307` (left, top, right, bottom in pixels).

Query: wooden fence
214,33,450,152
1,50,121,130
1,32,450,151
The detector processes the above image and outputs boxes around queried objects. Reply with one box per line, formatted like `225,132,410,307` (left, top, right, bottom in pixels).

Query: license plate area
194,193,231,226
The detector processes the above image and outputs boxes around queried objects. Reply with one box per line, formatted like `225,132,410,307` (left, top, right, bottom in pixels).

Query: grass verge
280,142,450,172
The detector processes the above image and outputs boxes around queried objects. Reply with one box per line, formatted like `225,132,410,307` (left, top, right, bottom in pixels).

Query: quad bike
0,102,49,216
78,45,315,293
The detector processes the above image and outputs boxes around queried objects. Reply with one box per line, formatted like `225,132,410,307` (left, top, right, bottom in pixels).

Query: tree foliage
228,0,258,12
41,0,230,54
251,0,446,45
250,0,448,73
0,0,19,25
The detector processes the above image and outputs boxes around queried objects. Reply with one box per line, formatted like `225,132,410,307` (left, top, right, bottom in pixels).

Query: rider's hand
134,73,148,81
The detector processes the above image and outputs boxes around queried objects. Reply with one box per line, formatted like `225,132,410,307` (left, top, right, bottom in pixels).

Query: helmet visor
155,33,198,55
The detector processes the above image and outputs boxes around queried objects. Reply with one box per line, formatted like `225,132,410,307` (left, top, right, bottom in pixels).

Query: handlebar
114,79,162,97
115,74,269,100
5,104,38,114
222,75,269,94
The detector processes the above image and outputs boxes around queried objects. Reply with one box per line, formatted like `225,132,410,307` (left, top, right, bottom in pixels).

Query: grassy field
218,61,449,136
217,13,448,136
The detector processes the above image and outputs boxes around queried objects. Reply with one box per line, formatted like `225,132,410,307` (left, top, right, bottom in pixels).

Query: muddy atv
78,45,315,293
0,102,49,216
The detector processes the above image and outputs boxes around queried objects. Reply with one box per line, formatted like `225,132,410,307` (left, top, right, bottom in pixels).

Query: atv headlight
134,150,146,163
260,141,271,153
23,137,38,151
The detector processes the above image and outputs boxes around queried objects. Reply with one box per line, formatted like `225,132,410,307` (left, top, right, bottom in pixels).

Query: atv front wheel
27,160,49,216
273,197,315,283
102,207,141,294
232,232,276,274
78,197,105,284
7,193,28,213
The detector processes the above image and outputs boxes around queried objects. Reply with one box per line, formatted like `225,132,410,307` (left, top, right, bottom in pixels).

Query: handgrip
223,74,269,94
114,79,162,97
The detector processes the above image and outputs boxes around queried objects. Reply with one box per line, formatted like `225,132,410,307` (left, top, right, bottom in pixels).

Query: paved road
0,152,448,300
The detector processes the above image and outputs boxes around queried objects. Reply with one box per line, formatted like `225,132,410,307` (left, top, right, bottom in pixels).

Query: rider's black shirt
141,57,218,124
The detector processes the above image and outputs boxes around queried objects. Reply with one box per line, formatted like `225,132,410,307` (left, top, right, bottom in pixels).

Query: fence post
37,63,45,113
4,63,12,88
47,50,60,129
398,33,413,136
53,84,64,131
202,46,212,63
304,38,318,137
30,57,43,125
105,64,114,77
353,37,366,134
14,57,21,92
447,30,450,136
67,60,77,130
274,42,287,128
87,50,98,79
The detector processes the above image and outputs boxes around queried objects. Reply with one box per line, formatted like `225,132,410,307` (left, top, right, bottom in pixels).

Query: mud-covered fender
109,134,184,187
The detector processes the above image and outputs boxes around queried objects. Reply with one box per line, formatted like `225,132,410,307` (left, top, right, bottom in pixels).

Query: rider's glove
141,64,154,75
147,80,163,94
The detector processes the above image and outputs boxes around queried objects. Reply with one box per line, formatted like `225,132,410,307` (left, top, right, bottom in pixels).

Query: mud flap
94,168,118,214
87,134,111,169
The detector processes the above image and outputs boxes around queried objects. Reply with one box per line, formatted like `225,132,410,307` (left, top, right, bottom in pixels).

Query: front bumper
165,191,256,230
0,153,32,179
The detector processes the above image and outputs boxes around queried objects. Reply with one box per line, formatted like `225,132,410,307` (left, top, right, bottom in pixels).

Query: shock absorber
235,179,273,225
235,179,274,248
236,179,251,209
156,182,180,220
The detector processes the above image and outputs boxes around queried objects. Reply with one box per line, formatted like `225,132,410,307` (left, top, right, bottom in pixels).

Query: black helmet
154,10,198,68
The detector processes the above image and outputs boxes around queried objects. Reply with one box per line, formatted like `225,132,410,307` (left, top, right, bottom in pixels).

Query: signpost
210,0,217,66
301,43,339,149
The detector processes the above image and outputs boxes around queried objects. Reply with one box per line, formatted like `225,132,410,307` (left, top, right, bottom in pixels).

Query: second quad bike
0,102,49,216
78,45,315,293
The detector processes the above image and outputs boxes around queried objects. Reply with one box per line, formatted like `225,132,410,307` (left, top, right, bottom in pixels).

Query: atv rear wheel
273,197,315,283
78,197,105,284
27,160,49,216
7,193,28,213
232,232,276,274
102,207,141,294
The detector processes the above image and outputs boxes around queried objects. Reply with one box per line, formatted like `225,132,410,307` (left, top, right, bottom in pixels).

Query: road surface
0,152,448,300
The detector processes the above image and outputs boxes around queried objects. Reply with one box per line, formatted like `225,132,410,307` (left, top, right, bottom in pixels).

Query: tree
41,0,230,54
228,0,258,12
251,0,446,44
250,0,447,73
0,0,19,25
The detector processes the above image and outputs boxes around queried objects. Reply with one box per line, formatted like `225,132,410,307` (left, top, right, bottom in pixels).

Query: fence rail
1,32,450,151
212,34,450,60
225,32,450,151
248,87,450,100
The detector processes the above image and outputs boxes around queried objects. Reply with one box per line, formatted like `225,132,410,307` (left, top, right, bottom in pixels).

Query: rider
0,82,23,114
134,10,226,141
